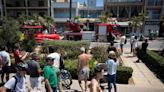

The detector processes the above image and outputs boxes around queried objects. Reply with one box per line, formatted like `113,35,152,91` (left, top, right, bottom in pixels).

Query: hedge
64,59,133,84
42,40,90,59
91,46,108,63
116,66,133,84
137,47,164,82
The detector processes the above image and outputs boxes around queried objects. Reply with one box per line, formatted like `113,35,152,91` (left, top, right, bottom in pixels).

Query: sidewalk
69,80,164,92
68,48,164,92
121,48,164,88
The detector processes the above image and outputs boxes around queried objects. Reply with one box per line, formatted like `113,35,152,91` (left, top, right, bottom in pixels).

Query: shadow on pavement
125,55,136,58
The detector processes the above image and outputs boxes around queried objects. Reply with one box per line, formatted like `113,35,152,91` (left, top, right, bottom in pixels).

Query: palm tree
99,11,112,23
131,13,144,34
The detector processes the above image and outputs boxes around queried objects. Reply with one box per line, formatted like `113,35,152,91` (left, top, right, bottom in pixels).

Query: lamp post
69,0,72,20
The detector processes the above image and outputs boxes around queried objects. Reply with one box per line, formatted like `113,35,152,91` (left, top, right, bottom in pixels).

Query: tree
0,17,20,50
18,14,54,28
99,11,112,23
131,13,144,33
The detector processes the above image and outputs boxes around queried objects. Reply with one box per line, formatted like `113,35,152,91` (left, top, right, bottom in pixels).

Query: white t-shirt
0,51,11,66
47,52,60,68
106,59,119,75
130,36,135,44
4,76,26,92
120,35,126,45
132,39,138,49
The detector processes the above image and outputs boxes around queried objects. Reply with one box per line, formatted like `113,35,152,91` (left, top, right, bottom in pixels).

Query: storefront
144,20,160,36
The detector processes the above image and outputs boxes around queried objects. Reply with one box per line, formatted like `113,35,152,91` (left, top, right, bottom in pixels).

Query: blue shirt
106,59,119,75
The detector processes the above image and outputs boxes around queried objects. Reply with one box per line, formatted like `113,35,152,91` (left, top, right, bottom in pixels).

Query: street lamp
69,0,72,20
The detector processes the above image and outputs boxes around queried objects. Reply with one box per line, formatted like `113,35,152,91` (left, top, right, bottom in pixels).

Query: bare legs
78,80,87,92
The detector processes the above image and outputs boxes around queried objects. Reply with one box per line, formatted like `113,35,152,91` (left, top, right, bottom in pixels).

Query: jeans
107,74,117,92
45,86,57,92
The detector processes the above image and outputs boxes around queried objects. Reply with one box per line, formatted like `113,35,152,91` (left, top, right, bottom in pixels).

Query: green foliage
0,17,20,50
42,40,90,59
64,59,78,79
18,14,54,28
91,46,108,63
137,47,164,82
131,13,144,31
64,59,133,83
64,59,96,79
99,11,112,23
146,50,164,81
117,66,133,84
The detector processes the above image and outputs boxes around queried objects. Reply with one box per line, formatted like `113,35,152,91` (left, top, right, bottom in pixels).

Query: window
39,12,45,17
38,1,44,7
16,12,21,17
15,1,20,7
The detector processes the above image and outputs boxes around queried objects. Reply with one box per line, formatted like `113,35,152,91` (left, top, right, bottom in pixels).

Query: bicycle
60,69,72,89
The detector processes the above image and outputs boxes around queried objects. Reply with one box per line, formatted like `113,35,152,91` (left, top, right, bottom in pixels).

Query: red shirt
13,50,22,64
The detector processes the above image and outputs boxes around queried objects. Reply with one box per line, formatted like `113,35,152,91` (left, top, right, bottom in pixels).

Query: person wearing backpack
0,62,29,92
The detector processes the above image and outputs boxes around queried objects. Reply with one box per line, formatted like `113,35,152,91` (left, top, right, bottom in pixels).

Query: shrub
42,40,90,59
64,59,96,80
0,17,20,50
91,46,108,63
137,47,164,82
64,59,133,84
116,66,133,84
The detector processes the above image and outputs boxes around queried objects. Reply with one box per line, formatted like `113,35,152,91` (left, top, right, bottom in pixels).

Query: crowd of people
0,33,149,92
0,45,65,92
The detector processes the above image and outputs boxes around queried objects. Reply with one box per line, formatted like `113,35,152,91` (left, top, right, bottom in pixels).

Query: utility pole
3,0,7,16
0,0,3,17
69,0,72,20
25,0,28,16
48,0,51,16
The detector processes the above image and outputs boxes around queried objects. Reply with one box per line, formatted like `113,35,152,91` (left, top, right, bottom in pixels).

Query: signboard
145,21,160,25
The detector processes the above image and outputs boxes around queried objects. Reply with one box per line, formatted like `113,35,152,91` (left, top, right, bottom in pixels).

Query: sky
72,0,104,7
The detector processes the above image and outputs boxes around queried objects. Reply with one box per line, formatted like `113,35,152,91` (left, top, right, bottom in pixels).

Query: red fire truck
96,23,121,42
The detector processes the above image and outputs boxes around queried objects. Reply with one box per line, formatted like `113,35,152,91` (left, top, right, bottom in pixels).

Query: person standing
90,66,104,92
141,39,149,61
27,52,42,90
77,47,90,92
107,42,117,53
0,62,29,92
0,46,11,83
47,47,64,92
132,36,138,56
119,34,126,54
130,34,135,53
43,57,58,92
106,51,119,92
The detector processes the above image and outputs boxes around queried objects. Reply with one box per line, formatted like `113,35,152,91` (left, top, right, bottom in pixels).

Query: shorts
2,66,11,73
78,67,89,81
30,77,42,89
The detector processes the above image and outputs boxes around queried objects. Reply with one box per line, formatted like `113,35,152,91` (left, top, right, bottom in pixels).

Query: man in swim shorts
77,47,90,92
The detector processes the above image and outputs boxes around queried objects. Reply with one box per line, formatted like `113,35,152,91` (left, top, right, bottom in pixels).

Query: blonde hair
108,51,116,58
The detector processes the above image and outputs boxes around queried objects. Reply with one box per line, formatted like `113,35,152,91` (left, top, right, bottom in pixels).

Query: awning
79,18,97,23
117,22,129,27
22,26,43,29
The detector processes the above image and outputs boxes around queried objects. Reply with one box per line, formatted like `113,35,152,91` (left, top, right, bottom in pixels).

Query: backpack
0,76,18,92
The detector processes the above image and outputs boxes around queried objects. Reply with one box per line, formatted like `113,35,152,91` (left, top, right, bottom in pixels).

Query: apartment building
144,0,164,36
105,0,143,20
105,0,164,36
51,0,79,22
51,0,103,21
2,0,50,18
